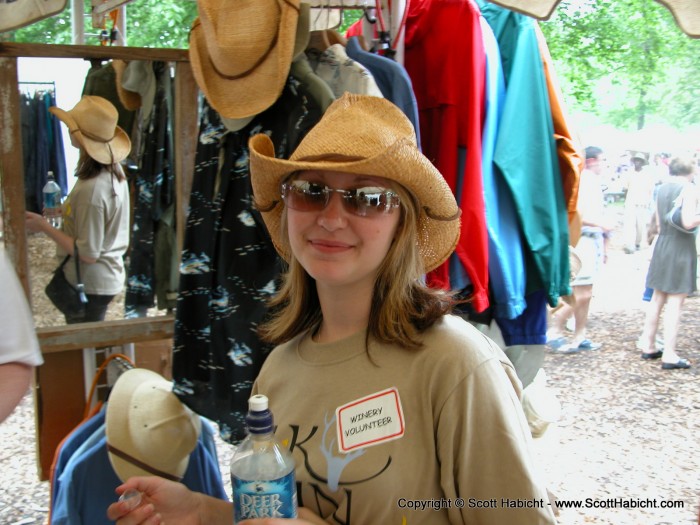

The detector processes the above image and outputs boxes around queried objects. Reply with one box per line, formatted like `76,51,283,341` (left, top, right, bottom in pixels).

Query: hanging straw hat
189,0,301,119
106,368,201,483
248,93,461,273
49,96,131,164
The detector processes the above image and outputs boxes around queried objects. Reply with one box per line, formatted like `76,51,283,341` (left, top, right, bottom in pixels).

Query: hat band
107,443,182,482
424,207,461,221
71,128,117,144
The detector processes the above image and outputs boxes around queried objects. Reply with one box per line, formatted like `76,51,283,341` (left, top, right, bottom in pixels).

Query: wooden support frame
0,42,198,479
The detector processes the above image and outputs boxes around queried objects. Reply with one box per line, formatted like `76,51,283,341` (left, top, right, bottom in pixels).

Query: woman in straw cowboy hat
108,94,555,525
26,95,131,324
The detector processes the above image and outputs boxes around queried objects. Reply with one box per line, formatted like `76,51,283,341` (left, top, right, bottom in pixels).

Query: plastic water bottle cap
248,394,268,412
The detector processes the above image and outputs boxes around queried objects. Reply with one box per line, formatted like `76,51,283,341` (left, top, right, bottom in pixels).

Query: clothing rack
309,0,407,62
18,80,56,94
18,80,56,86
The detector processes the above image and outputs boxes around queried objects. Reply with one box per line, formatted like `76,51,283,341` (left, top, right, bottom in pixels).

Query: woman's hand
238,507,327,525
25,211,49,234
107,476,232,525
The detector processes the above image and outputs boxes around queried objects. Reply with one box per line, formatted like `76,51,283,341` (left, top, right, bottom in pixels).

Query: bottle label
44,191,61,210
232,471,297,522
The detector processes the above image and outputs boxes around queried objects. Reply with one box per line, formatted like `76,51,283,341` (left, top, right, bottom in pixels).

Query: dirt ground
0,217,698,524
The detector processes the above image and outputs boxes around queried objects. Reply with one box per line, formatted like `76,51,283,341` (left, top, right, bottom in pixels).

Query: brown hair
258,183,458,350
75,149,126,182
668,157,695,177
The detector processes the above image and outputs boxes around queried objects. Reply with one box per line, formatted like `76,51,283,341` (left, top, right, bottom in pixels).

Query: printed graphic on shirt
336,387,405,453
285,413,393,523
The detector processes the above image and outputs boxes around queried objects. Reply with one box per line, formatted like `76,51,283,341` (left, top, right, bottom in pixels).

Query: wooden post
0,56,30,298
174,61,198,257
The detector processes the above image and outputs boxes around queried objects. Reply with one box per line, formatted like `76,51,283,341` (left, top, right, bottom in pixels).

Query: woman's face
285,170,401,294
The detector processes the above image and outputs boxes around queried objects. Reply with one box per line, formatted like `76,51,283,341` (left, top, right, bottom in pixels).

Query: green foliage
123,0,197,48
6,0,699,131
540,0,700,131
6,0,197,49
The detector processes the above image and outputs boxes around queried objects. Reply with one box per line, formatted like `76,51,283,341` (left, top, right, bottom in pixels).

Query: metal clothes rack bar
18,80,56,85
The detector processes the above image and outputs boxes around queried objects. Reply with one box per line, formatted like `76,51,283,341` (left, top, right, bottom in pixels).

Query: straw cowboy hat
49,96,131,164
248,93,461,273
106,368,201,483
189,0,301,119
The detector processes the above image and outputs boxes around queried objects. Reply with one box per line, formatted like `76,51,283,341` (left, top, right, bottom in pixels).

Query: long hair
258,183,458,350
75,149,126,182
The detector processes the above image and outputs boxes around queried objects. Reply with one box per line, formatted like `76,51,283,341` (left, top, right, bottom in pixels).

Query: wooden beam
0,56,30,300
0,42,189,62
36,315,175,354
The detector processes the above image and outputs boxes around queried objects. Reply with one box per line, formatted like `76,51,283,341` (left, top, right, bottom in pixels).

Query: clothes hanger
307,29,332,52
324,0,347,46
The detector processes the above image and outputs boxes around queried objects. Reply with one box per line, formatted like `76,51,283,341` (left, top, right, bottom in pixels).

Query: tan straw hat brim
189,0,300,119
248,94,460,273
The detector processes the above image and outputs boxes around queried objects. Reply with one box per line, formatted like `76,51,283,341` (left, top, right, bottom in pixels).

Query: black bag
45,243,89,318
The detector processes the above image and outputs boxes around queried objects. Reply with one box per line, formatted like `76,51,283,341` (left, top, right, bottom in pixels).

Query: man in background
623,151,656,254
548,146,614,353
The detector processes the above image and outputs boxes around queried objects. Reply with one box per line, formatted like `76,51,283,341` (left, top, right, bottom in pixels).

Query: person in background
622,151,656,254
0,244,43,423
108,94,555,525
547,146,614,353
638,156,700,370
25,96,131,324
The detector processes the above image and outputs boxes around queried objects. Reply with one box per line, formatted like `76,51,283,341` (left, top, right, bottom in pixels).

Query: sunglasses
280,179,400,217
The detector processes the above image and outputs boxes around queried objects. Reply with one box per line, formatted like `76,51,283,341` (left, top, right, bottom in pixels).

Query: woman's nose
317,191,348,230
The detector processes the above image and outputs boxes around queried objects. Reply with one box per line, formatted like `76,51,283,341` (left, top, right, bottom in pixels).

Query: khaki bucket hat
49,96,131,164
189,0,301,119
248,93,461,273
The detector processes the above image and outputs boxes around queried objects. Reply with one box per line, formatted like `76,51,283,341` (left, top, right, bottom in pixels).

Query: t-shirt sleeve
436,357,555,525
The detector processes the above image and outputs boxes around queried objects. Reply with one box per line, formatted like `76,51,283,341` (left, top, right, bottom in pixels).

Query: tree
540,0,700,131
6,0,197,49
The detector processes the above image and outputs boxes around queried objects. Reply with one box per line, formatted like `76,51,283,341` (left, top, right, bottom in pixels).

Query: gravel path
1,228,698,525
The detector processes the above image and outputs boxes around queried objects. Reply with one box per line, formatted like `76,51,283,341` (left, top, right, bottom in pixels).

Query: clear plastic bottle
42,171,62,228
230,395,297,523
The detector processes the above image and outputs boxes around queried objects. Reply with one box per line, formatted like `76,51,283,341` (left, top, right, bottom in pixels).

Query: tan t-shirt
253,314,556,525
60,169,130,295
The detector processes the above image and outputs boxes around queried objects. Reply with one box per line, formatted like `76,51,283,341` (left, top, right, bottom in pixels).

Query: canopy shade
1,0,698,43
486,0,700,37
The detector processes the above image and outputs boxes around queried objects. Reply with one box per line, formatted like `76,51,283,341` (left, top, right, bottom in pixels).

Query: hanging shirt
534,24,584,240
50,409,106,520
306,43,384,98
479,15,527,321
51,424,227,525
172,77,324,443
404,0,489,311
478,1,571,305
345,36,421,146
125,61,178,315
290,54,336,113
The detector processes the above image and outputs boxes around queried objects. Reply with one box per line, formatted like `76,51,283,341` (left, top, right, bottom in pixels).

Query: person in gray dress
638,156,700,370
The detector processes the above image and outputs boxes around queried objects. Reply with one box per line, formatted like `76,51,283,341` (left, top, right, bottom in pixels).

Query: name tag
335,387,405,453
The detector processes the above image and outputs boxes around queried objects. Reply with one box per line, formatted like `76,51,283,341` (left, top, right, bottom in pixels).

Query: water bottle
230,395,297,523
42,171,62,228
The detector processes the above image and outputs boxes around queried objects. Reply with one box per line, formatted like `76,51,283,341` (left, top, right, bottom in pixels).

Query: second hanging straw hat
189,0,301,119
